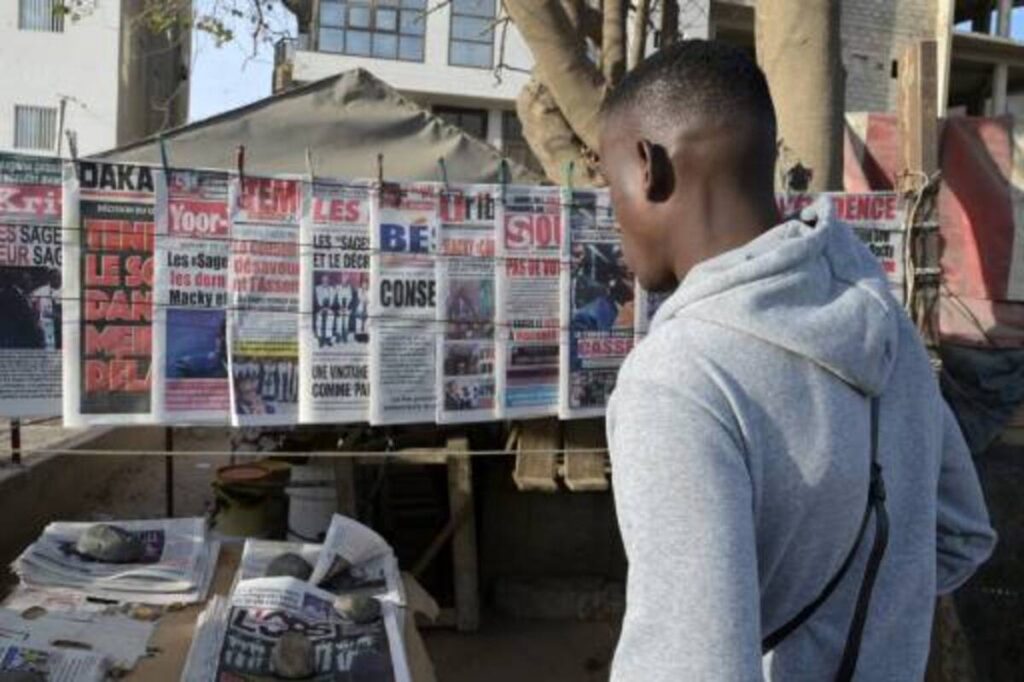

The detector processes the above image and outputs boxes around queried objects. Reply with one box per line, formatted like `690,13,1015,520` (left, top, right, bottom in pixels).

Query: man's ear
637,138,673,203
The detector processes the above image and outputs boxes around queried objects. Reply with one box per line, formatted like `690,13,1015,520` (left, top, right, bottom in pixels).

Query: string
0,446,609,458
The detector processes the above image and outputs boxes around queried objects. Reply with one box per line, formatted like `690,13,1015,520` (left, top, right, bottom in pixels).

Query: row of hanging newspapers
0,154,907,426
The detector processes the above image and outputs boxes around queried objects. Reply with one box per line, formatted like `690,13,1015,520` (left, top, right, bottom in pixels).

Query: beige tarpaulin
97,68,543,185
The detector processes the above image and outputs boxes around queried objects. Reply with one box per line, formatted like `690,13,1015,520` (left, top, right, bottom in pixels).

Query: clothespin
563,159,575,193
498,158,510,206
158,136,171,176
236,145,246,186
437,157,449,189
65,130,79,179
377,153,384,186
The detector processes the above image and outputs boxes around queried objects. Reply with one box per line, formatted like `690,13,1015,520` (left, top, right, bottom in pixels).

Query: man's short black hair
601,39,777,163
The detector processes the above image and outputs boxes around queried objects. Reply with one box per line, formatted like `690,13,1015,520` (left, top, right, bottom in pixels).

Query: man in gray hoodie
600,40,996,680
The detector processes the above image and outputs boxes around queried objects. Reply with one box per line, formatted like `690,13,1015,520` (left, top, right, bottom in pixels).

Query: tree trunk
661,0,679,46
628,0,650,70
504,0,606,152
755,0,845,191
602,0,627,85
516,78,603,186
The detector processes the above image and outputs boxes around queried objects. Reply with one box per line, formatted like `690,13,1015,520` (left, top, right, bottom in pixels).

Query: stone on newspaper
335,593,382,624
265,553,313,580
270,631,315,679
75,524,145,563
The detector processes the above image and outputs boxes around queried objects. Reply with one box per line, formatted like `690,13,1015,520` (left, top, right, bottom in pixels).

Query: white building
0,0,189,157
280,0,541,172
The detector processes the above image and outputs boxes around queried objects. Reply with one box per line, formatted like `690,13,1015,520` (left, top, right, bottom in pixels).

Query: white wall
0,1,121,156
293,2,532,107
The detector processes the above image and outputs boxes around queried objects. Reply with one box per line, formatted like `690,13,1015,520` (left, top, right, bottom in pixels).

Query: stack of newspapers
12,517,219,606
182,514,412,682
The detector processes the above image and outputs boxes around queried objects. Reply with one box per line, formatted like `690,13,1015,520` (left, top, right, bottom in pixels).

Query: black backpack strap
762,397,889,682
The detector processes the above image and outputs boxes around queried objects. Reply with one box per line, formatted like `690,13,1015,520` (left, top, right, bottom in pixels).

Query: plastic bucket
212,461,289,539
286,461,337,542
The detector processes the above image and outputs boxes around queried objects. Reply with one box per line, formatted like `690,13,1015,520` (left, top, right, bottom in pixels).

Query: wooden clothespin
236,145,246,186
158,136,171,177
437,157,449,189
305,147,315,182
66,130,79,179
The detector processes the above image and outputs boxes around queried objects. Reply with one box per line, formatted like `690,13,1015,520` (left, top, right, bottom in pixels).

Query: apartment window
502,111,544,177
449,0,495,68
14,106,58,151
19,0,64,32
435,106,488,141
318,0,426,62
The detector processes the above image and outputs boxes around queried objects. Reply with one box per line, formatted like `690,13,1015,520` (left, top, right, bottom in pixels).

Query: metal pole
993,0,1012,114
165,428,174,517
11,419,21,466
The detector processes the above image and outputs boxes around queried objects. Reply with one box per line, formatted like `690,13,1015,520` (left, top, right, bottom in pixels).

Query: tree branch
628,0,650,70
602,0,626,85
503,0,606,152
516,78,604,187
661,0,679,45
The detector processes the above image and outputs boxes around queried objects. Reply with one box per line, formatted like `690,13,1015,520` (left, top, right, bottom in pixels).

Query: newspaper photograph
300,180,371,424
778,192,906,302
228,176,301,426
0,153,63,417
634,286,668,341
154,169,230,423
436,185,497,424
495,186,563,419
369,183,439,425
63,161,158,425
560,189,634,419
188,577,411,682
0,640,106,682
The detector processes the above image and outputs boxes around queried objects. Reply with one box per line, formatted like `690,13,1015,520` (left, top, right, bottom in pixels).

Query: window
435,106,488,141
318,0,426,62
14,106,58,151
449,0,495,68
19,0,64,32
502,111,544,177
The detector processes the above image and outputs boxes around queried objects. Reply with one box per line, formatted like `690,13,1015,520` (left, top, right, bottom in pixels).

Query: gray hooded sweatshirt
607,212,996,681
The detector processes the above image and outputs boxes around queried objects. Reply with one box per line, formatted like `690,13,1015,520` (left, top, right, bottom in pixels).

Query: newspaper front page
300,180,372,424
154,169,231,423
633,286,667,341
436,185,497,424
0,640,106,682
777,192,906,302
560,189,635,419
495,186,562,419
0,153,63,417
228,176,302,426
63,161,158,425
369,184,440,425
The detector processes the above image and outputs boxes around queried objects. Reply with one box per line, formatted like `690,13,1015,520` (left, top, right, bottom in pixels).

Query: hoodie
607,209,996,681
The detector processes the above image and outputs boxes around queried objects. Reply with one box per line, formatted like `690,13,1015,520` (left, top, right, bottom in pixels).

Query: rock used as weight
270,631,315,679
335,593,382,624
75,524,145,563
265,553,313,580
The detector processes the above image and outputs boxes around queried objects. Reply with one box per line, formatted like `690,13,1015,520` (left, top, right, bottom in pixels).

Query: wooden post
513,418,560,492
333,458,358,518
10,419,21,466
897,40,940,350
446,436,479,632
164,427,174,517
562,420,608,491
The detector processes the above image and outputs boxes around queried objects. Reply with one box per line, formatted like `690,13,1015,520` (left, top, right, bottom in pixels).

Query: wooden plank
562,419,609,492
332,457,357,517
446,436,480,632
512,418,560,492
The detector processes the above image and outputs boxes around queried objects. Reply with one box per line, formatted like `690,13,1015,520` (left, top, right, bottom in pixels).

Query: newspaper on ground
369,183,440,425
495,185,563,418
227,175,302,426
559,189,635,419
0,152,63,418
778,192,907,302
154,169,232,424
13,518,218,605
63,161,159,425
299,179,372,424
0,639,107,682
232,539,322,590
435,185,498,424
0,607,155,670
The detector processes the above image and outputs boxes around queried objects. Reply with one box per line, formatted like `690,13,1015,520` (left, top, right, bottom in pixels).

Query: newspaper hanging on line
369,183,440,425
227,176,301,426
634,286,668,341
560,189,635,419
63,161,158,425
300,180,372,424
0,153,63,418
495,186,563,419
436,185,498,424
154,169,231,423
778,192,907,302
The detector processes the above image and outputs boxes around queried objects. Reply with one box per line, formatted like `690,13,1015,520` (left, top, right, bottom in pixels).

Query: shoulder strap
762,397,889,682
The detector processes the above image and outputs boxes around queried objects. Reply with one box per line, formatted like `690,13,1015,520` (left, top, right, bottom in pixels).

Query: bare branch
629,0,650,70
602,0,626,84
661,0,678,45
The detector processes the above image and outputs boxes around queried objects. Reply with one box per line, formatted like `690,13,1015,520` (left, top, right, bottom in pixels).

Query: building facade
0,0,189,157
